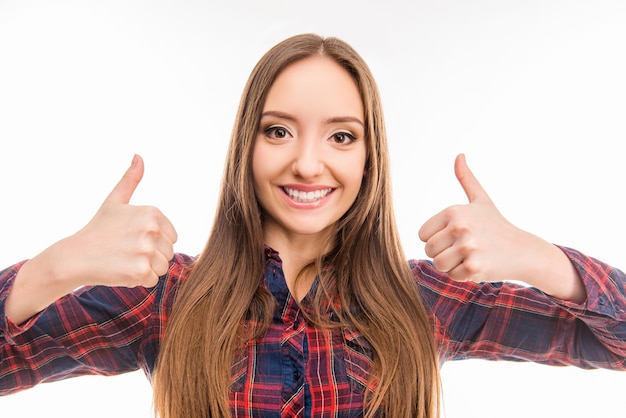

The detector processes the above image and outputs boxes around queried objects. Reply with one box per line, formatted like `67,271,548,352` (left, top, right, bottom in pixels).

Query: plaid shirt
1,246,625,417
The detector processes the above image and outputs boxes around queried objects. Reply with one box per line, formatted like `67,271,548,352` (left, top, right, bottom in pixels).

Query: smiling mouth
282,186,334,203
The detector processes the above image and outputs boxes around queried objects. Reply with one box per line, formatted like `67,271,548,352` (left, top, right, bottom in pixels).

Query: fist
66,155,178,288
418,154,526,283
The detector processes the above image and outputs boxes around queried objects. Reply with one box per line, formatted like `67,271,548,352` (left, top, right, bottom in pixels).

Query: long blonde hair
153,33,441,418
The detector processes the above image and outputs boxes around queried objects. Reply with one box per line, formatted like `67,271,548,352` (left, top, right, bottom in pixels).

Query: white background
1,0,625,417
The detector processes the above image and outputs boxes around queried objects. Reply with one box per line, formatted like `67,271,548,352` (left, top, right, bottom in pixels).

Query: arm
0,262,154,395
417,154,626,367
0,255,194,396
414,248,626,368
0,155,180,394
419,154,586,302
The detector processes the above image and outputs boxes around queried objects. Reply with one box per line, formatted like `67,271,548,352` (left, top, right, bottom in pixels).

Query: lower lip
280,188,335,209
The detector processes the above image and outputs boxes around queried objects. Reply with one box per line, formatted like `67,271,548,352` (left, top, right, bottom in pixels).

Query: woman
1,34,625,418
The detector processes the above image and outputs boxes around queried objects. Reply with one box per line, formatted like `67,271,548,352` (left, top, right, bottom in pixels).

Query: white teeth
284,187,333,203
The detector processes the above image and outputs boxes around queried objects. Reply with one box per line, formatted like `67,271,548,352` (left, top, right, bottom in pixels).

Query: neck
263,226,332,301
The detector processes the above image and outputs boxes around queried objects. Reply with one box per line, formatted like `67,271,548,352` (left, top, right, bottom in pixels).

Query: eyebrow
261,110,364,127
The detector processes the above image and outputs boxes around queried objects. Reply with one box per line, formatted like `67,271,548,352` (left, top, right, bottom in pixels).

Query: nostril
292,159,324,179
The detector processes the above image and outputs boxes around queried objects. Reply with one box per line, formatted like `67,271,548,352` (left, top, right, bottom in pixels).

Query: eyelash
264,126,357,145
264,126,291,140
331,132,356,145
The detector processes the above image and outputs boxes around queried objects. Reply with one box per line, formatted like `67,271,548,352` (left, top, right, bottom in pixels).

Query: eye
330,132,356,145
265,126,292,140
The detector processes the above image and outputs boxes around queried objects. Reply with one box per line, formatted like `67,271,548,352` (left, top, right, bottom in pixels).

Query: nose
291,138,324,179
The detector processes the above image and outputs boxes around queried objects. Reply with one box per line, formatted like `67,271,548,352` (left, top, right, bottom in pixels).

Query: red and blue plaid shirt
1,246,625,417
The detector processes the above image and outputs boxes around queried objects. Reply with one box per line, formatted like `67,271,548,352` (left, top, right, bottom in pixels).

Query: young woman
1,34,625,418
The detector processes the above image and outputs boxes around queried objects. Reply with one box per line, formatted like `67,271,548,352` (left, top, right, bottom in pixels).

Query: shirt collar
263,244,282,264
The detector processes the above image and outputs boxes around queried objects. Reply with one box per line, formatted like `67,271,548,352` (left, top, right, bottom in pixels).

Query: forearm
418,249,626,370
5,239,84,325
519,235,587,304
515,246,626,366
0,262,165,395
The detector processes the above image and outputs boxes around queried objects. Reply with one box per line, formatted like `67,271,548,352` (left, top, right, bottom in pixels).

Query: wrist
524,239,587,304
6,241,82,324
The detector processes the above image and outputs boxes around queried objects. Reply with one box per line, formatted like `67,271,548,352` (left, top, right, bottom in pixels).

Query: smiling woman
253,56,368,277
1,31,625,418
1,2,625,418
150,35,442,417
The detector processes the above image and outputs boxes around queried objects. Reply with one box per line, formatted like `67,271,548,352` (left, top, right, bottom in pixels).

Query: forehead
263,55,364,119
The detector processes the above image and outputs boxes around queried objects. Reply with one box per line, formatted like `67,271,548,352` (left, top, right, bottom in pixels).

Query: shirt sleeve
412,246,626,370
0,254,192,396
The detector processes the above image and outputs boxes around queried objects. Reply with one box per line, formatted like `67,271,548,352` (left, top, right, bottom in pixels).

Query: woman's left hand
418,154,586,302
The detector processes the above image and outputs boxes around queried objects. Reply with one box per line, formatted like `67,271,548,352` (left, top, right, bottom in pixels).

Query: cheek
337,153,368,195
251,140,283,210
251,141,268,189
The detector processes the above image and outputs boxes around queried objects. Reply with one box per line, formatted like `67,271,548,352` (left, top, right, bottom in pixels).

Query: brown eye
265,126,291,139
331,132,356,145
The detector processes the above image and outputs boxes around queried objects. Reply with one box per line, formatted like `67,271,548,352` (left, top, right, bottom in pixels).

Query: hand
57,154,178,288
418,154,536,283
6,155,178,325
418,154,586,301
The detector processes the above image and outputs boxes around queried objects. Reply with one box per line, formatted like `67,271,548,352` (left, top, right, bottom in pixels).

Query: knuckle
131,260,153,279
141,274,160,288
424,242,433,257
156,259,170,277
142,205,162,218
136,240,156,257
432,257,447,272
144,221,161,235
454,233,477,255
443,205,463,220
139,207,163,231
449,220,470,237
462,257,481,276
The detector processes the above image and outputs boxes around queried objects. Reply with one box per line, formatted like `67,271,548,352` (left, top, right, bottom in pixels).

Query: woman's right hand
5,155,178,324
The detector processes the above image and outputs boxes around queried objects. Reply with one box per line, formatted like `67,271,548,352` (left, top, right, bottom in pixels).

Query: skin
252,56,367,298
419,153,586,303
5,59,586,326
6,155,177,324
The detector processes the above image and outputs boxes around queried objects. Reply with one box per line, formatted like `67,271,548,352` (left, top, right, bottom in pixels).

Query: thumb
103,154,144,205
454,153,492,204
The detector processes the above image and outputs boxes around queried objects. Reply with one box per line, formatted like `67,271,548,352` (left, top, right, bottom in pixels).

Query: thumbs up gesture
418,154,586,301
68,154,178,288
419,154,545,284
7,155,179,324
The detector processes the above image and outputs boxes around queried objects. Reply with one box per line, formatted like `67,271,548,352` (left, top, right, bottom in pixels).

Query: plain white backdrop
1,1,625,417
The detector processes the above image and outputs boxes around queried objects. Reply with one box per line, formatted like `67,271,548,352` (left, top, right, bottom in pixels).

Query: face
252,55,367,248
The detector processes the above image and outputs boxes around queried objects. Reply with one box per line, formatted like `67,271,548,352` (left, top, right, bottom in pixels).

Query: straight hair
153,33,441,418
